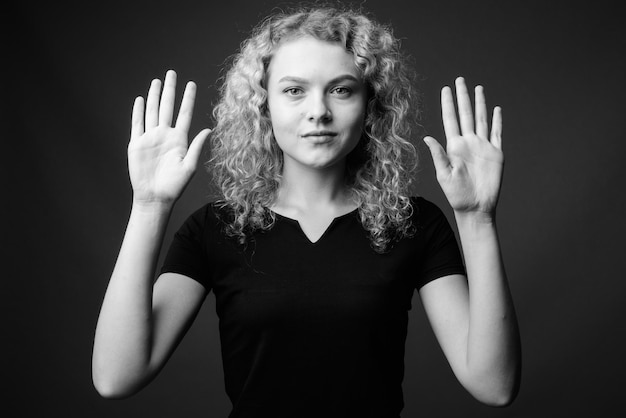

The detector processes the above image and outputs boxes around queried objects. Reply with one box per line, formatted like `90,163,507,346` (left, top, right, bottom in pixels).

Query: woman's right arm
92,70,211,398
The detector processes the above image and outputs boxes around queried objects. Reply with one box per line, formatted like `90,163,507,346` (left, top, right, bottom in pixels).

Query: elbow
92,362,149,399
92,373,140,400
93,382,130,400
91,344,159,399
464,379,519,408
461,364,521,407
475,386,518,408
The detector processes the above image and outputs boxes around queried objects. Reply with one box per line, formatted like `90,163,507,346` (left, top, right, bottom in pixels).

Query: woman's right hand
128,70,210,206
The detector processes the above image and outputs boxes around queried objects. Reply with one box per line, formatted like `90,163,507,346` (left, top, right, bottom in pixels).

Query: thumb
423,136,451,175
184,128,211,171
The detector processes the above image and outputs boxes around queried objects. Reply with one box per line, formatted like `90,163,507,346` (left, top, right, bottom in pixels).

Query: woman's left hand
424,77,504,216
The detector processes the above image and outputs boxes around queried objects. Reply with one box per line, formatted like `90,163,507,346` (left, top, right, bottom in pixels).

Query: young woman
92,6,521,417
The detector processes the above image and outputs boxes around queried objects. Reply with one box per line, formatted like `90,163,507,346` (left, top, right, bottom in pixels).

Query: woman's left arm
420,77,521,406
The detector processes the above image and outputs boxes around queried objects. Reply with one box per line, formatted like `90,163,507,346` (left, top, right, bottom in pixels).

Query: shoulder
410,196,439,212
175,201,232,235
185,201,232,223
409,196,449,224
406,196,458,244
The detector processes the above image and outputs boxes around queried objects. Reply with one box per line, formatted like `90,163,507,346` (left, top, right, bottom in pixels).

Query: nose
306,93,332,122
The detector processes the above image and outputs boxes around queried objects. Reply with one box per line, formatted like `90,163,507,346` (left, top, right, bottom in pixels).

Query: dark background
6,0,625,416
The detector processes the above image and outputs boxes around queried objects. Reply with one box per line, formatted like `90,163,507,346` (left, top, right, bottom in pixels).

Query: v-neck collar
272,208,358,244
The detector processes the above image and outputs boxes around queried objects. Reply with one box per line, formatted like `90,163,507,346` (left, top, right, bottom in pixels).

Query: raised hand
128,70,211,206
424,77,504,216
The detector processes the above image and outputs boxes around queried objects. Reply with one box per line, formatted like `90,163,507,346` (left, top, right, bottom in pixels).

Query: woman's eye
331,86,351,96
284,88,303,96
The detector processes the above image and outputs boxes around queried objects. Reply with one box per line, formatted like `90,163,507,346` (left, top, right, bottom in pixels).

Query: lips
302,130,338,138
301,131,337,144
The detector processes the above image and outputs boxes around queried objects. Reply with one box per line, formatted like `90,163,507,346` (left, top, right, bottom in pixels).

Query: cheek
268,101,295,134
269,114,291,141
347,106,367,137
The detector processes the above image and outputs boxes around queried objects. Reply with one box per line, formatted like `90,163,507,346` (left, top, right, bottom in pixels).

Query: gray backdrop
7,0,625,416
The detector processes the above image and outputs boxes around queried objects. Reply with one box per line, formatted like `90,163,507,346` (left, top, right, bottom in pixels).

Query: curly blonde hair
209,5,419,252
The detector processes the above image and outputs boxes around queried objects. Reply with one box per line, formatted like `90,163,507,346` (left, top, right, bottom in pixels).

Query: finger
441,86,460,139
475,85,488,139
455,77,474,136
159,70,177,126
145,78,162,129
423,136,451,176
490,106,503,149
183,129,211,171
130,96,145,140
175,81,197,133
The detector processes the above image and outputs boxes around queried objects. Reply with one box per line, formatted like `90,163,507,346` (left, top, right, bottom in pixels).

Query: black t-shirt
161,197,465,417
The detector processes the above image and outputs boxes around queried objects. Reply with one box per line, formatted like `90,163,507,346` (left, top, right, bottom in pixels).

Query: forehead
267,37,361,82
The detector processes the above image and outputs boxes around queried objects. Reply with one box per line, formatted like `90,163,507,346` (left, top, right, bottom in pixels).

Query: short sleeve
413,197,466,288
160,205,212,290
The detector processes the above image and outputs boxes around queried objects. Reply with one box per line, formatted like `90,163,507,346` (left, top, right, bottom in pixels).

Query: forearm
455,211,521,405
92,201,173,397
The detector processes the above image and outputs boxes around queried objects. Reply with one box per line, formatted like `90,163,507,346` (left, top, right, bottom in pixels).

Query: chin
305,155,347,169
302,161,337,170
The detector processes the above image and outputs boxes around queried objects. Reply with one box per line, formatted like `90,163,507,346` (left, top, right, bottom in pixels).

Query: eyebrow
277,74,360,84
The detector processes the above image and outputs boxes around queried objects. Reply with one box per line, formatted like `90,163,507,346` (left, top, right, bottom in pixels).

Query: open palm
127,70,210,205
425,77,504,215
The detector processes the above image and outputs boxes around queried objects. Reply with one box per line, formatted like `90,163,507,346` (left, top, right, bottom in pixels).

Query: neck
275,160,353,212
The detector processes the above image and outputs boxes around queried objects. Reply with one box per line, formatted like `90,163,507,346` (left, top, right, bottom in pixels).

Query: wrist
454,209,497,228
131,198,175,216
454,210,500,248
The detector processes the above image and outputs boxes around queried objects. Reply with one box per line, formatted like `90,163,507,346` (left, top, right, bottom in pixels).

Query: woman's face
266,37,367,172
